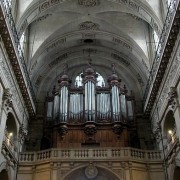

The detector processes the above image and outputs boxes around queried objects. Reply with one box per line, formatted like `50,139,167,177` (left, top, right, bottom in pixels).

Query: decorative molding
0,59,23,114
157,56,180,112
46,38,66,52
83,48,97,54
82,33,95,39
112,37,132,51
35,76,43,86
137,73,145,86
167,87,178,109
151,18,161,35
18,19,28,36
111,53,130,66
142,59,149,71
0,6,35,117
144,3,180,116
39,0,61,12
79,21,100,30
129,0,139,12
85,163,98,179
3,88,13,110
78,0,100,7
35,14,52,23
48,53,68,68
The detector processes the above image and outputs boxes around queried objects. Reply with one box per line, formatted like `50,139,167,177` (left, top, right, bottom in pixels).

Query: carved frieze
39,0,65,12
129,1,139,11
0,59,24,114
113,37,132,51
82,33,95,39
46,38,66,52
35,76,43,86
18,19,28,37
137,73,145,86
157,56,180,110
3,88,13,110
79,21,100,30
48,53,68,68
78,0,100,7
83,48,97,54
167,87,178,109
111,53,130,66
19,124,28,143
85,163,98,179
35,14,52,23
142,59,149,71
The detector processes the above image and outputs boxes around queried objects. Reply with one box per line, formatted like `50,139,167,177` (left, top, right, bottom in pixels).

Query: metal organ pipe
92,83,95,121
65,87,68,122
116,86,120,121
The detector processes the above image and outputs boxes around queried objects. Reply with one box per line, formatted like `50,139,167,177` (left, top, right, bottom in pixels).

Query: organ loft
44,61,136,149
0,0,180,180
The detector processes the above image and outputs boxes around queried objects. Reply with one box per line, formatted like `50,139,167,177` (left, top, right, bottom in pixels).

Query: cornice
0,5,35,117
144,1,180,116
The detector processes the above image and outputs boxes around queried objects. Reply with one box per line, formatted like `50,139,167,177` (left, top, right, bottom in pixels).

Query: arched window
5,113,17,148
75,72,105,87
163,111,176,137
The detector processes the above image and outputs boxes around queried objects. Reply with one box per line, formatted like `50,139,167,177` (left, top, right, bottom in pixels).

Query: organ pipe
47,63,134,127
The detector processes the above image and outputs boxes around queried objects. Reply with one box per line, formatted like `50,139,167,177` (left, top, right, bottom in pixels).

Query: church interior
0,0,180,179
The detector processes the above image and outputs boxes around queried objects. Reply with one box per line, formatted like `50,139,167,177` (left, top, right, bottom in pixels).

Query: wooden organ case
44,63,137,149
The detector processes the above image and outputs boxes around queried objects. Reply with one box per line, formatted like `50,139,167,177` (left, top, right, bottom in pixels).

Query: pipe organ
45,63,135,146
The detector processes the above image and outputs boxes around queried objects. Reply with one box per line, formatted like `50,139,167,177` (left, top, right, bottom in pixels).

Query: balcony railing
19,147,162,163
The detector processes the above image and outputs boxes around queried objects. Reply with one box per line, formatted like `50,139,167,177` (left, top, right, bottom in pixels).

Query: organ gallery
44,61,136,148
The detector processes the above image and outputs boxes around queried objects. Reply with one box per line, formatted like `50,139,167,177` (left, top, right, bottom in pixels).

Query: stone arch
62,164,122,180
0,169,9,180
162,110,176,138
169,164,180,180
173,166,180,180
0,161,12,180
5,112,18,146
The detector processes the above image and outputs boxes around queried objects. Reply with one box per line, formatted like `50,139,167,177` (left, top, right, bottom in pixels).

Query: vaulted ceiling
15,0,164,104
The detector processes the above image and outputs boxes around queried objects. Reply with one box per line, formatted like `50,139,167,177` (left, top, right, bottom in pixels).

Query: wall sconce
168,130,172,135
8,132,13,138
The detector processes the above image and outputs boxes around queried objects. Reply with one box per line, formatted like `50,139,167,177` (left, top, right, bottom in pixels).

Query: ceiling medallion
85,163,98,179
78,0,100,7
79,21,100,30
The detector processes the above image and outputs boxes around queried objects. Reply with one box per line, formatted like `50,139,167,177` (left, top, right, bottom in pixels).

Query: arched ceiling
15,0,164,102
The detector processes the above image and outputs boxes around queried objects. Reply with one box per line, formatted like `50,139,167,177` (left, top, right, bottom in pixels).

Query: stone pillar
0,110,7,150
173,106,180,139
0,88,12,150
124,162,132,180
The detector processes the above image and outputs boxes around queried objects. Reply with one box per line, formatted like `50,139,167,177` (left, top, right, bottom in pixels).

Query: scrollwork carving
78,0,100,7
3,88,13,110
85,163,98,179
79,21,100,30
168,87,178,109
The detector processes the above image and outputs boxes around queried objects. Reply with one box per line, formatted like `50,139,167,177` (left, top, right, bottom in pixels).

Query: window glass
75,72,105,87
